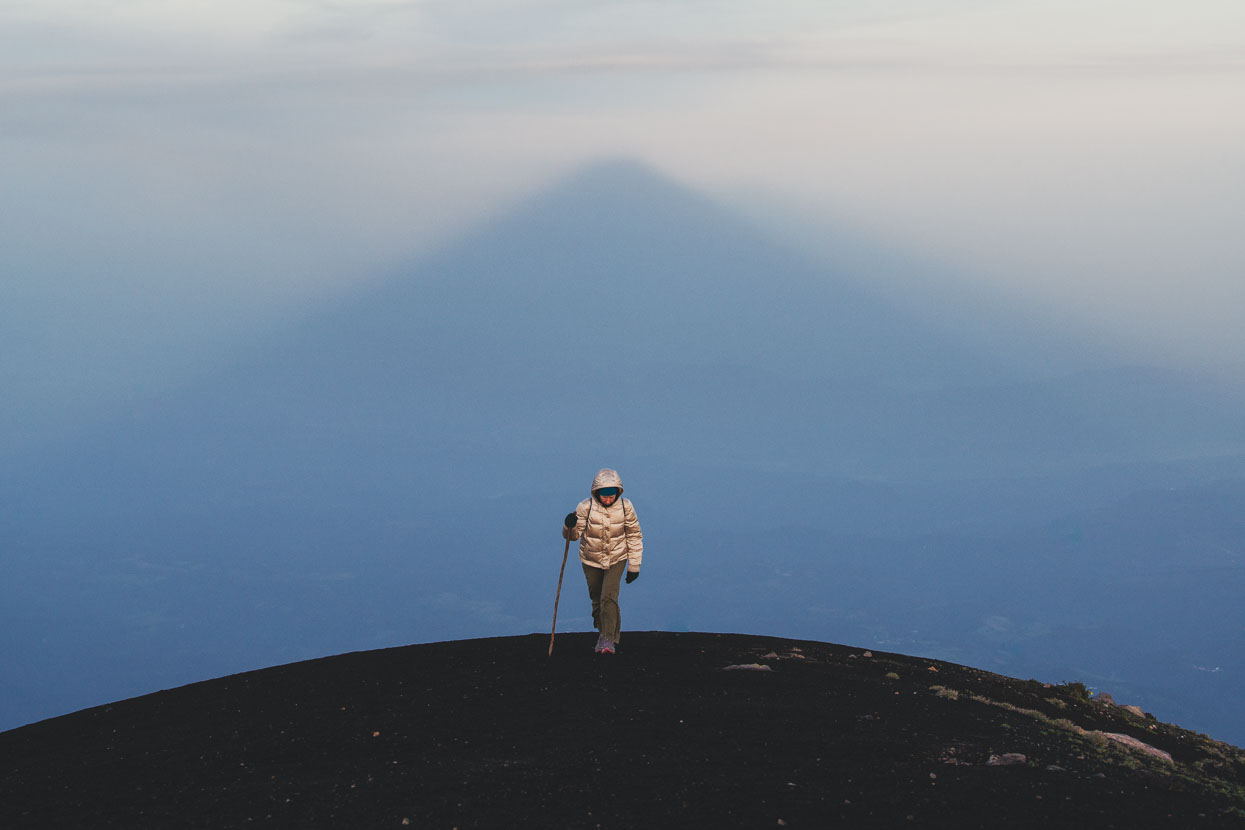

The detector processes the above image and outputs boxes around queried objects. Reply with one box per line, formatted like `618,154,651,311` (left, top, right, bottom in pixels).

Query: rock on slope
1,633,1243,829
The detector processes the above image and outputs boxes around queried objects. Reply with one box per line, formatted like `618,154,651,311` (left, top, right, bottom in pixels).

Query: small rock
1093,692,1117,706
1122,705,1146,718
1100,732,1173,764
762,652,779,659
723,663,773,672
862,651,873,658
1045,765,1066,772
927,666,939,673
987,753,1028,766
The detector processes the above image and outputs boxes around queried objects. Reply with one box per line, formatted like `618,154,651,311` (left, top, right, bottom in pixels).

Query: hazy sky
4,1,1244,450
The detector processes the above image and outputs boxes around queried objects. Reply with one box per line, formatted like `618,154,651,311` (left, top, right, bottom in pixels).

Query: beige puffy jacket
564,468,643,572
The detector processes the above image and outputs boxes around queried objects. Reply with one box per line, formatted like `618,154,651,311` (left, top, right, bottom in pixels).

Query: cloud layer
3,1,1244,454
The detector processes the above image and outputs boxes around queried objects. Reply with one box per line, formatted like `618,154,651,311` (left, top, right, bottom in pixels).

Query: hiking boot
594,634,606,653
598,637,616,655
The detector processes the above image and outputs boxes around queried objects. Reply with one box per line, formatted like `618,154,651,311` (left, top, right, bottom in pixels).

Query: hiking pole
549,537,571,657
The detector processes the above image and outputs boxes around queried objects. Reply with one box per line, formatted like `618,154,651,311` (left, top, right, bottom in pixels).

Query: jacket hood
591,468,624,495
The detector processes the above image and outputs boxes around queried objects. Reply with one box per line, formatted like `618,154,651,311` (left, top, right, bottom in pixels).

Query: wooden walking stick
549,536,571,657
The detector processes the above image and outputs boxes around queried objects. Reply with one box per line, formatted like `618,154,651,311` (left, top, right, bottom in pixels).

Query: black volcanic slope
2,633,1243,829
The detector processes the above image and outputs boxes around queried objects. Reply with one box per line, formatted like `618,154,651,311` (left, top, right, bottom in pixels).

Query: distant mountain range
654,476,1245,740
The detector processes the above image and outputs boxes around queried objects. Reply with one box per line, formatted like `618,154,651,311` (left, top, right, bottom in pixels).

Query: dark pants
582,561,626,642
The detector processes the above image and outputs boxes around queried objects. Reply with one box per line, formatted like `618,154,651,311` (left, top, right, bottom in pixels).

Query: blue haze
3,161,1244,743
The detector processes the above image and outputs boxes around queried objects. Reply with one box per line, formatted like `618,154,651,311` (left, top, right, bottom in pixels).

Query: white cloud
3,0,392,39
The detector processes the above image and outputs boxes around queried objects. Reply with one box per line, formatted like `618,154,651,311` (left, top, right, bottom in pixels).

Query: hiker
562,468,643,654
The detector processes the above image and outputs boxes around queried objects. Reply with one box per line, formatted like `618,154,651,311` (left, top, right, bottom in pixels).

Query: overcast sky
3,1,1244,451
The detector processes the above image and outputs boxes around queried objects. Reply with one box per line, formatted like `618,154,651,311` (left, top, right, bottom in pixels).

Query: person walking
562,468,643,654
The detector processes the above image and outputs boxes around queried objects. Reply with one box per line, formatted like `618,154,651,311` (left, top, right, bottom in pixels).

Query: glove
625,570,639,584
564,512,578,529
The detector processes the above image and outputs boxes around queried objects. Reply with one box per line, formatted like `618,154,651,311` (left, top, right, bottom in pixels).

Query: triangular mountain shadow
268,156,1012,388
5,160,1245,740
2,633,1244,829
18,157,1245,497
